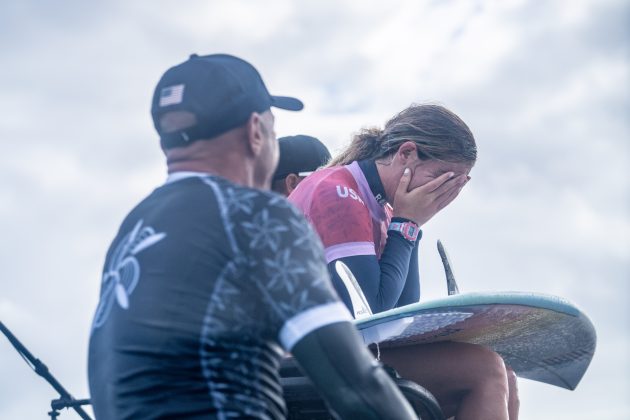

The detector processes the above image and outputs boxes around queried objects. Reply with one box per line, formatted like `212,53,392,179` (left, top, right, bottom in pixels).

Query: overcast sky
1,1,628,419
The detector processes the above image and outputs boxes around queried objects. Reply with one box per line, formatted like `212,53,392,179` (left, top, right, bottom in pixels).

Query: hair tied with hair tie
366,127,384,149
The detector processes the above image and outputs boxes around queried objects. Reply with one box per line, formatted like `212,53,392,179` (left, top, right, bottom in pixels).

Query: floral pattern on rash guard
198,177,341,419
88,174,347,420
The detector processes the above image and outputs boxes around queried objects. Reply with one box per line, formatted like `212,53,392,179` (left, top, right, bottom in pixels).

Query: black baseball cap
273,135,332,180
151,53,304,149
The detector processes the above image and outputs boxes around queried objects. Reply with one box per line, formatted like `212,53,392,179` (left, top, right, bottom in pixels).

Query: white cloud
0,0,628,418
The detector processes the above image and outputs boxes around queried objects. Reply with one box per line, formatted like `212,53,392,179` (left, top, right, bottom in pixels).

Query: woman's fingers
395,167,412,196
435,176,468,211
393,170,468,225
407,172,459,204
418,171,455,193
392,168,420,223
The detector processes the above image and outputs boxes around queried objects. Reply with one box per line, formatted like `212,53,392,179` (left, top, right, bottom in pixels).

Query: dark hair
328,104,477,166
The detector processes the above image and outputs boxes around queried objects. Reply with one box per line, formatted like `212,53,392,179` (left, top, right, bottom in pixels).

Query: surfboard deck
355,292,596,390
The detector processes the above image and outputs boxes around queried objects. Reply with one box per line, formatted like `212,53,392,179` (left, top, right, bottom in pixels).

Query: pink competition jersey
289,161,393,263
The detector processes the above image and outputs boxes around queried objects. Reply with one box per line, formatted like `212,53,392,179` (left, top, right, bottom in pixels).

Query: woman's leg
378,342,514,420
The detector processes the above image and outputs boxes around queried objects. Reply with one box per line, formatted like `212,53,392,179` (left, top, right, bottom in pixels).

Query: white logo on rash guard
336,185,365,205
91,220,167,330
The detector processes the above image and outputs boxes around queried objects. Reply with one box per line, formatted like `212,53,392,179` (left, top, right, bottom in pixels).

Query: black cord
0,321,92,420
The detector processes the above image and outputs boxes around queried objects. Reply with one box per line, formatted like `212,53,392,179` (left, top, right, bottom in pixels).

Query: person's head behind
328,104,477,195
150,54,303,189
272,135,332,196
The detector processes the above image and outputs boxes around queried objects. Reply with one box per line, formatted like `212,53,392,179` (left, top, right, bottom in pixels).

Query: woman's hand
392,167,468,226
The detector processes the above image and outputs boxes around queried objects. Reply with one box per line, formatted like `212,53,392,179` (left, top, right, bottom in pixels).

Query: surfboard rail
354,291,597,391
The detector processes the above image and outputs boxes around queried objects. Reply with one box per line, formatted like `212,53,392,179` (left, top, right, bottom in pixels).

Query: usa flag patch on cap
159,84,185,107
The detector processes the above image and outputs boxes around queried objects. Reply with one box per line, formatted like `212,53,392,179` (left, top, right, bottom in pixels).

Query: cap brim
271,95,304,111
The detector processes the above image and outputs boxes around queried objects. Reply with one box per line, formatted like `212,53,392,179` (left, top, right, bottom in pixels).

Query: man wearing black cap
272,135,332,196
87,54,416,420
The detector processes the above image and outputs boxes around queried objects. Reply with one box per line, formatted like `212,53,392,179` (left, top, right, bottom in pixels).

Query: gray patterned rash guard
88,172,351,420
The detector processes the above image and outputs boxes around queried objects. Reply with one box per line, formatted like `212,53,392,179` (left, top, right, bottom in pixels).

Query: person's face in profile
272,172,308,197
255,110,278,189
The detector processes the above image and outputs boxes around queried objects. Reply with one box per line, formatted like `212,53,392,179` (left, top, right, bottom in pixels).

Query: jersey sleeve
307,178,376,263
233,191,352,351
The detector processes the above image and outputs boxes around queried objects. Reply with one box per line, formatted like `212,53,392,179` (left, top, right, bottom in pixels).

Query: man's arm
290,321,418,420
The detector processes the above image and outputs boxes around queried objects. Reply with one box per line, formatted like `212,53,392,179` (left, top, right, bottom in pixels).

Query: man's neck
165,139,259,188
167,160,256,187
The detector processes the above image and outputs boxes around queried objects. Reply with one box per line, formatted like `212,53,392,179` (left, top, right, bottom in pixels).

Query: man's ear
244,112,264,157
395,141,418,164
285,173,301,195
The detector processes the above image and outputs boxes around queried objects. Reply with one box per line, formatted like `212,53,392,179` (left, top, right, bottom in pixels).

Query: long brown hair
328,104,477,166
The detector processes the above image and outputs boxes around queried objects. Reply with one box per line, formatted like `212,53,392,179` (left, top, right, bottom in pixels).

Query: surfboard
355,292,597,390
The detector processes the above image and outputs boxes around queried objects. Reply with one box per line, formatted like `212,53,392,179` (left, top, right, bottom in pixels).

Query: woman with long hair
289,104,519,419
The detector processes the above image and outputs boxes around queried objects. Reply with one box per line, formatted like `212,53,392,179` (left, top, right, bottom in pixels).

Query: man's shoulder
206,179,309,235
193,175,290,213
228,182,300,216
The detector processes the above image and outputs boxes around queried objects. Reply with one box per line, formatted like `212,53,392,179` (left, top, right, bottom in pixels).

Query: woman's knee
381,342,511,395
506,367,520,403
467,346,510,394
506,367,518,391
